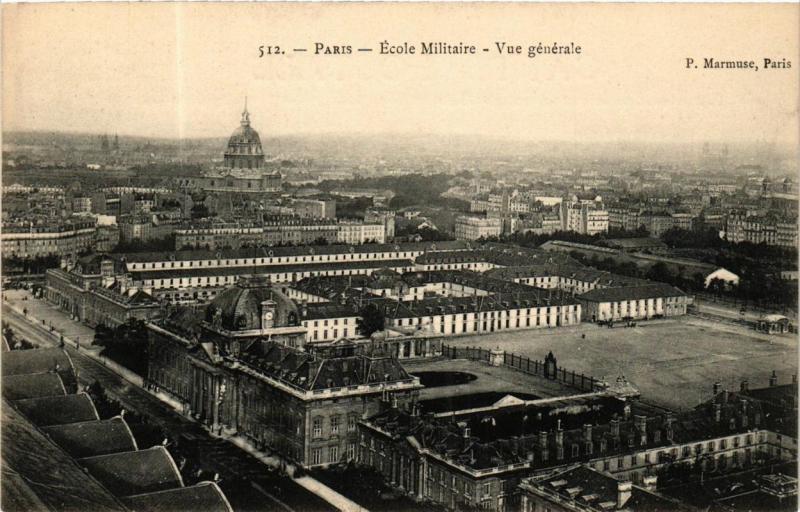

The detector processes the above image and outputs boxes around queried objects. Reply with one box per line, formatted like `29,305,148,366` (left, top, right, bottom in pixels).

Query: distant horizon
4,128,797,152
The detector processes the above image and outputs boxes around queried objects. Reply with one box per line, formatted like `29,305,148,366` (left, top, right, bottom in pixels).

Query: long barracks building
111,241,472,302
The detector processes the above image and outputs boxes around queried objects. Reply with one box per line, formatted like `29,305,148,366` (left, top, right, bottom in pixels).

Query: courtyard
440,317,797,410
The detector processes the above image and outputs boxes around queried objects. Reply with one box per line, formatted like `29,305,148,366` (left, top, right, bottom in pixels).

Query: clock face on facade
266,311,274,320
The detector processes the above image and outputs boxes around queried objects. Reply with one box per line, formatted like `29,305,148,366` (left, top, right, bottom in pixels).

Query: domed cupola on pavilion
203,275,306,350
223,99,266,170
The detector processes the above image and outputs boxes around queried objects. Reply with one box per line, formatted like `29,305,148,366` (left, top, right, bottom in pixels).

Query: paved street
1,298,338,512
694,298,798,325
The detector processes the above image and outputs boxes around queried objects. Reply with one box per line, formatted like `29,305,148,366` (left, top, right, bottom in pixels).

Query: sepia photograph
1,3,798,511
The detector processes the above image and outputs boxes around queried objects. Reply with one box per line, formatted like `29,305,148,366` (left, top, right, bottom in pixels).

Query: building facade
146,276,422,467
454,216,503,241
1,219,97,260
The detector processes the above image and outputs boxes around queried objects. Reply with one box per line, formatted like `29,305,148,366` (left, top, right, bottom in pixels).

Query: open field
442,318,797,410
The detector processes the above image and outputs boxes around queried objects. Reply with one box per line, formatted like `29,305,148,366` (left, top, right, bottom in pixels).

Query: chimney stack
713,381,721,395
740,380,749,392
617,481,632,508
555,428,564,460
635,415,647,445
538,431,549,461
610,419,620,438
642,475,658,492
769,371,778,387
740,399,749,427
665,413,675,442
721,388,729,405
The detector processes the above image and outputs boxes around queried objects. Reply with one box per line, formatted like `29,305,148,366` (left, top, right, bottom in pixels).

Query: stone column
399,456,405,490
418,459,427,499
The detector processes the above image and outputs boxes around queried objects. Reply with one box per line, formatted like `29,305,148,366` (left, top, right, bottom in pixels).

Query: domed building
181,100,282,193
223,101,265,170
202,275,306,350
146,275,421,468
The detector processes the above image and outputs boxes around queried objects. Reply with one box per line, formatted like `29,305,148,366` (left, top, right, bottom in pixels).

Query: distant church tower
223,98,266,170
100,133,110,152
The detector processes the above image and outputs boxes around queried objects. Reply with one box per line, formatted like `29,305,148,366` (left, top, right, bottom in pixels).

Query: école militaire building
146,275,422,467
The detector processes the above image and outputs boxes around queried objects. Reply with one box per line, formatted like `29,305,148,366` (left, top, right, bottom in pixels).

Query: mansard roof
363,388,772,473
237,341,414,392
524,465,683,511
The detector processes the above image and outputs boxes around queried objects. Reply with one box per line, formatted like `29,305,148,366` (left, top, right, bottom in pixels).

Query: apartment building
454,216,503,241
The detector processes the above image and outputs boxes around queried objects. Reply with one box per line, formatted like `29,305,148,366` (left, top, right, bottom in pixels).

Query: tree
190,203,210,219
93,319,150,375
708,277,726,296
357,304,385,337
646,261,673,284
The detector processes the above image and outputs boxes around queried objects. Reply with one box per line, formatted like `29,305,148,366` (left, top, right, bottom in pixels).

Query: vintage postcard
1,3,798,512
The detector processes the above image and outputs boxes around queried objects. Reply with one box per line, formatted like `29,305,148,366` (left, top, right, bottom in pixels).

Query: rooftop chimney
740,399,749,427
769,371,778,387
555,427,564,460
635,415,647,445
740,380,749,392
617,481,632,508
713,381,721,395
538,431,549,461
610,419,620,438
642,475,657,492
665,413,675,442
583,424,593,441
721,388,729,405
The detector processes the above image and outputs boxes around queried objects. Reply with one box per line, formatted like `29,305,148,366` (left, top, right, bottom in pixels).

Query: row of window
312,414,359,438
309,327,349,341
146,266,401,288
130,251,425,270
310,443,357,465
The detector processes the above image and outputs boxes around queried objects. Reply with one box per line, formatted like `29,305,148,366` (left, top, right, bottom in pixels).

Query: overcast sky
3,3,798,146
